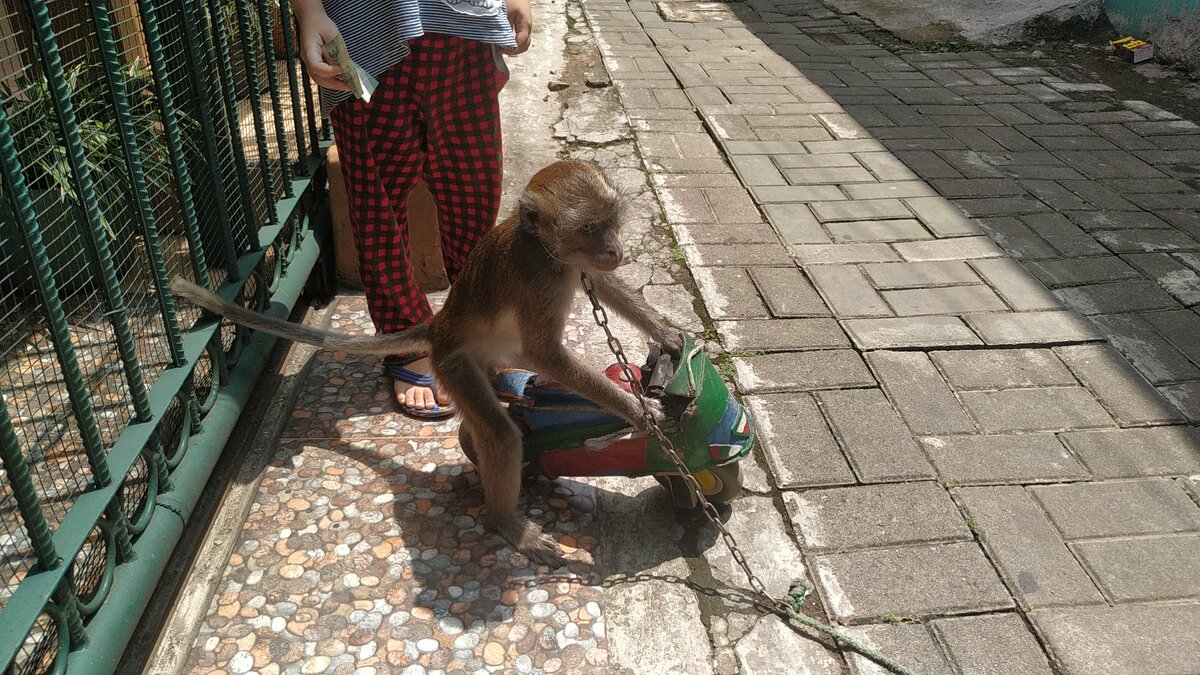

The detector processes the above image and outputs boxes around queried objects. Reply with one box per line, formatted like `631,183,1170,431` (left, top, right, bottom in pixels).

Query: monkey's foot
495,517,566,568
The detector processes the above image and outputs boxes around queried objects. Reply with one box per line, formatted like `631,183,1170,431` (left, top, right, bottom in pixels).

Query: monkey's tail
170,276,431,356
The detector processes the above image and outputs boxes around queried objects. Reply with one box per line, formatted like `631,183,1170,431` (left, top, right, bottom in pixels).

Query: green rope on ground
782,580,921,675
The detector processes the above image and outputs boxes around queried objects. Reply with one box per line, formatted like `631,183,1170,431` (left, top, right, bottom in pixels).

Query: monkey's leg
525,344,665,430
438,354,564,567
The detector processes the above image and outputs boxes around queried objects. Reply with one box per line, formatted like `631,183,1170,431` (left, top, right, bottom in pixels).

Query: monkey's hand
624,393,666,432
659,331,684,358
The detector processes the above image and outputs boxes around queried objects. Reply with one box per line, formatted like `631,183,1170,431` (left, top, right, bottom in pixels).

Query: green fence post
83,0,187,369
232,0,280,223
192,0,263,252
0,396,60,572
170,0,245,273
132,0,214,289
256,0,294,196
26,0,147,560
277,1,308,170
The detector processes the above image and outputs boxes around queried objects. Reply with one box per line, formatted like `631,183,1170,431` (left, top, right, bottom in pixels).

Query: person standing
292,0,532,418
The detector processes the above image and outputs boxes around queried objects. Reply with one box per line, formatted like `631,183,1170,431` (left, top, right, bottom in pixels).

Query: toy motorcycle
459,334,754,508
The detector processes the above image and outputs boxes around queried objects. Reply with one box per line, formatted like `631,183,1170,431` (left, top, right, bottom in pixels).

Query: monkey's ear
518,194,542,231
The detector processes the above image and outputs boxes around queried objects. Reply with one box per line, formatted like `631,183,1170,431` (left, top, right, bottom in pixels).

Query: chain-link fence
0,0,328,672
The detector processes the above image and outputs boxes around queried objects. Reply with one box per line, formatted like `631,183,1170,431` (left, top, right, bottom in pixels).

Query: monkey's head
519,161,627,273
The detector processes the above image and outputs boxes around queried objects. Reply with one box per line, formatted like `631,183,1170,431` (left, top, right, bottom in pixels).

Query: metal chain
580,272,785,615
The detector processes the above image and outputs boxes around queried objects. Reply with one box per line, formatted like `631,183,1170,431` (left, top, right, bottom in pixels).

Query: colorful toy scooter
459,334,755,508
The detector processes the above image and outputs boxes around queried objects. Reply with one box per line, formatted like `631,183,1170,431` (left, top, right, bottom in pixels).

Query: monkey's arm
524,339,663,428
588,274,683,356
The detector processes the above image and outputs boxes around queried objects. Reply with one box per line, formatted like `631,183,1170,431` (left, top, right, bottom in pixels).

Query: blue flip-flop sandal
386,354,456,420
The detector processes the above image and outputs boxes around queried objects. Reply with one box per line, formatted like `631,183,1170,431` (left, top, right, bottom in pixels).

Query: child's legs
418,35,507,283
328,66,432,334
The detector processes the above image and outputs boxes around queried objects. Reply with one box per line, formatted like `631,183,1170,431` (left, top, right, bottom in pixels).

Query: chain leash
580,272,782,614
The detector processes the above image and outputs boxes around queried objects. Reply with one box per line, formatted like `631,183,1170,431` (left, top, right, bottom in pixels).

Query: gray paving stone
843,181,938,201
811,199,913,223
735,615,842,675
956,486,1104,610
1020,213,1110,258
1055,344,1186,426
715,318,849,351
747,267,831,317
1061,426,1200,478
704,496,807,598
806,139,888,154
843,624,953,675
773,152,862,168
816,388,936,481
921,434,1087,485
1122,253,1200,305
791,243,902,265
1022,257,1143,288
781,165,876,184
901,196,981,237
813,543,1013,624
959,387,1113,433
673,221,777,246
867,351,976,435
785,482,969,552
882,285,1008,316
1030,478,1200,539
1093,228,1200,254
691,267,770,319
1053,279,1180,315
931,614,1054,675
855,152,918,181
968,258,1062,311
733,350,875,394
684,243,793,267
753,185,847,203
807,265,892,318
1091,313,1200,385
607,578,714,674
893,236,1005,261
725,140,810,154
964,310,1103,345
763,203,828,244
931,349,1076,390
861,261,980,289
1073,534,1200,603
1031,603,1200,675
1141,310,1200,372
1160,380,1200,421
730,154,786,186
1066,210,1171,231
843,316,983,350
825,219,932,243
744,394,855,489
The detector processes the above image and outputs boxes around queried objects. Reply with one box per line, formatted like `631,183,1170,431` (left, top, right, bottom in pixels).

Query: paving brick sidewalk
581,0,1200,671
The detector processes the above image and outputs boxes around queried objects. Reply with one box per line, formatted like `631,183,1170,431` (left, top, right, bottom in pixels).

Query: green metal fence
0,0,329,672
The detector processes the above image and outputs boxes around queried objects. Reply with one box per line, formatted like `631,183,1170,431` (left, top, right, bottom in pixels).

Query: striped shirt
320,0,517,115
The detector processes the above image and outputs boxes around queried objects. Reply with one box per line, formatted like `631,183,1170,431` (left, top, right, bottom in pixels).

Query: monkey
172,160,683,566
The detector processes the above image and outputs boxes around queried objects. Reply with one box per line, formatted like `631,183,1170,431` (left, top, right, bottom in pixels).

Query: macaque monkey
172,160,682,565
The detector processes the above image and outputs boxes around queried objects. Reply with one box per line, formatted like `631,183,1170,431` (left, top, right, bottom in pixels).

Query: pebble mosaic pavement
185,298,610,674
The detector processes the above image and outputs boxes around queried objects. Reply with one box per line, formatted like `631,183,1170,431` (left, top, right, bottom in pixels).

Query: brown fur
171,160,681,566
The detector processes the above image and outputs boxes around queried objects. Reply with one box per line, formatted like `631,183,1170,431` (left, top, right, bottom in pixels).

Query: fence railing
0,0,329,672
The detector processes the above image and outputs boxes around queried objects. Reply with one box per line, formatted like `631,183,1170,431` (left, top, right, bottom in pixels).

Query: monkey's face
558,218,625,272
520,161,628,273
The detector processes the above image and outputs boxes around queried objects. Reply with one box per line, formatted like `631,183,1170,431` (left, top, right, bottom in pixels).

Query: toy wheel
695,463,743,505
655,462,744,507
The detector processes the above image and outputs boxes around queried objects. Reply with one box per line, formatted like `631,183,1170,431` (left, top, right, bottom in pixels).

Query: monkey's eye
582,223,599,235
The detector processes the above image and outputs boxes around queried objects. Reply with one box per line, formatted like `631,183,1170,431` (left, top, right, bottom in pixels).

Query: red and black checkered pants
330,33,508,333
